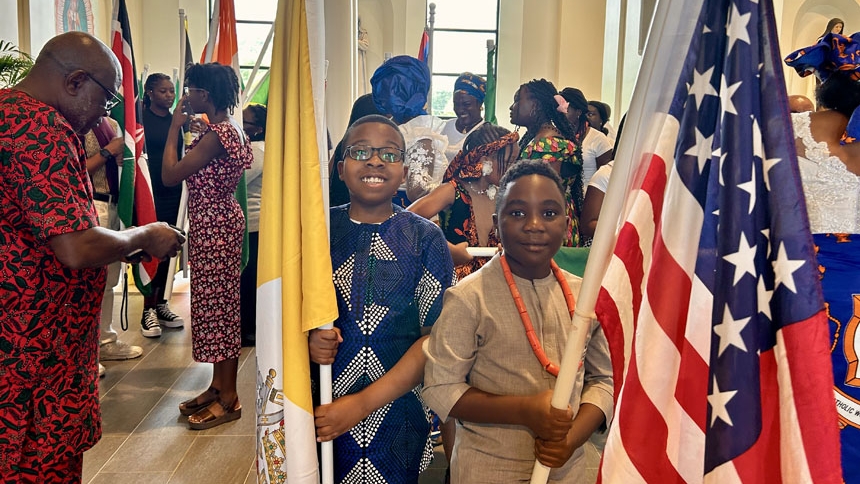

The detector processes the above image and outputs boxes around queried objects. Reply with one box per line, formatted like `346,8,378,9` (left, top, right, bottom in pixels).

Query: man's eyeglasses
85,72,121,111
345,145,405,164
184,86,208,95
41,51,121,111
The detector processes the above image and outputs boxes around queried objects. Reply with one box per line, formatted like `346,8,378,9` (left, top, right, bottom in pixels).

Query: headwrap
785,33,860,144
443,131,519,182
454,73,487,104
785,33,860,82
370,55,430,124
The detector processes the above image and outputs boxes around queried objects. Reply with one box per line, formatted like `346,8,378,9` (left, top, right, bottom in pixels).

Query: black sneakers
156,303,185,328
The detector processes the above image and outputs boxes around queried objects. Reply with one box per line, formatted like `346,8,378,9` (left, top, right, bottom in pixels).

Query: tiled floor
83,279,600,483
83,284,260,484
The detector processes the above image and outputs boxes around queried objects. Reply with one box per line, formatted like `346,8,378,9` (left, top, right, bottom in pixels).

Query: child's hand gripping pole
529,309,595,483
317,322,335,484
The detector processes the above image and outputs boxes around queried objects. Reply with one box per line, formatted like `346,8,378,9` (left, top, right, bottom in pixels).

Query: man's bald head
36,32,121,80
788,95,814,113
18,32,121,133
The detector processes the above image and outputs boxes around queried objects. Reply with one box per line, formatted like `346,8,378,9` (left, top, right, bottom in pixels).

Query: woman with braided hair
162,62,253,430
510,79,585,246
560,88,614,191
409,123,519,279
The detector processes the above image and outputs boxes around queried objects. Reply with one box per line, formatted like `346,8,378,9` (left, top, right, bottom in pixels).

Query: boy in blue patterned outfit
309,114,454,483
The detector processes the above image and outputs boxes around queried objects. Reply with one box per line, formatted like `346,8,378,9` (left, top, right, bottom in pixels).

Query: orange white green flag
199,0,250,269
201,0,240,74
254,0,337,483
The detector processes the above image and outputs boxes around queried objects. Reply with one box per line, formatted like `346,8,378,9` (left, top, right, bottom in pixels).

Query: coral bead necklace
499,253,576,377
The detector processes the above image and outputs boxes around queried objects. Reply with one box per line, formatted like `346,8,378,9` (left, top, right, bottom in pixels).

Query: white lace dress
400,115,450,201
793,111,860,483
794,111,860,233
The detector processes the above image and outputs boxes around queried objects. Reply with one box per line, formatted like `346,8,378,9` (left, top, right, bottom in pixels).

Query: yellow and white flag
254,1,336,483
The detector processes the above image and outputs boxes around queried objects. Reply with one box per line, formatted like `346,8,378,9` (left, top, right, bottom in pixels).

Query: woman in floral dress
161,62,253,430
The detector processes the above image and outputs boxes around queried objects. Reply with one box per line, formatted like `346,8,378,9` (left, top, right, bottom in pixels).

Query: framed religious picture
55,0,94,35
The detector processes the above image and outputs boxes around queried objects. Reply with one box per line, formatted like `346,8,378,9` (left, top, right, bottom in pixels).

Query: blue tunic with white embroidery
327,204,453,484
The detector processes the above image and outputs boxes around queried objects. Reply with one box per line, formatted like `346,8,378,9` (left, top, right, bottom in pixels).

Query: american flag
593,0,842,481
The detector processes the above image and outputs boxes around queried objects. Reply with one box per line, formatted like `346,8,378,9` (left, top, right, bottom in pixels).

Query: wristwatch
100,148,115,162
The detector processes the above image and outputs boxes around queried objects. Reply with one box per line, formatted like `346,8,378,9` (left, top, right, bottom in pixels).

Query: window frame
207,0,275,86
426,1,501,118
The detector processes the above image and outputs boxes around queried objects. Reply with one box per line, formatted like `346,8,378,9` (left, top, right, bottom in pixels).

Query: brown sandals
187,396,242,430
178,387,219,416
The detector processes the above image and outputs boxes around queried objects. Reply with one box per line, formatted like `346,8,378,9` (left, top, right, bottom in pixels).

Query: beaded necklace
499,253,576,377
466,181,498,200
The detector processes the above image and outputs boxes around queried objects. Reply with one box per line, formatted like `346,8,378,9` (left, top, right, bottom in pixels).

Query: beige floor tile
100,434,197,473
83,435,126,483
244,469,257,484
169,435,255,484
88,473,172,484
100,388,178,435
237,347,258,383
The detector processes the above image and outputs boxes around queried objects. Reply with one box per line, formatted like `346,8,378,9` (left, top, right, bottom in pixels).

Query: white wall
135,0,211,81
29,1,57,55
325,0,357,143
0,2,19,47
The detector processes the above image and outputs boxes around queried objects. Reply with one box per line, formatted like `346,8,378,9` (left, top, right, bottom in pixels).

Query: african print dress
794,111,860,483
0,90,106,475
520,136,583,247
186,119,253,363
438,180,500,280
327,205,454,484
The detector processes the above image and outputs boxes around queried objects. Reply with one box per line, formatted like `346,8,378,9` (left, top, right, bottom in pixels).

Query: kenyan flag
110,0,158,294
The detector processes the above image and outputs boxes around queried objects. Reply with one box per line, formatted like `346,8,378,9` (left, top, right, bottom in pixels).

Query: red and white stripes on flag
110,0,158,291
591,0,842,482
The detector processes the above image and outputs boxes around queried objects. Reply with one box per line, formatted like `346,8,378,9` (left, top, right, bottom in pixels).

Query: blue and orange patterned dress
794,111,860,483
326,205,453,484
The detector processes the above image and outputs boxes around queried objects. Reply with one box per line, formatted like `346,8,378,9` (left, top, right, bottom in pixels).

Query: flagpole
140,64,149,96
528,0,684,481
317,31,335,484
426,3,435,112
245,22,275,102
485,39,496,125
179,9,187,89
165,9,191,299
204,0,221,63
243,69,270,107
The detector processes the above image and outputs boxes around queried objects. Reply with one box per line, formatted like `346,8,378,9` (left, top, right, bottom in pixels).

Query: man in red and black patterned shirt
0,32,185,483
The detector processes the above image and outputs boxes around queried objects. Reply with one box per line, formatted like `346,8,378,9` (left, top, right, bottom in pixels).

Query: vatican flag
254,0,337,483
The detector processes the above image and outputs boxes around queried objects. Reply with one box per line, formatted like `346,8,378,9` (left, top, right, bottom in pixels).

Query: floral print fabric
520,136,583,247
186,120,253,362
